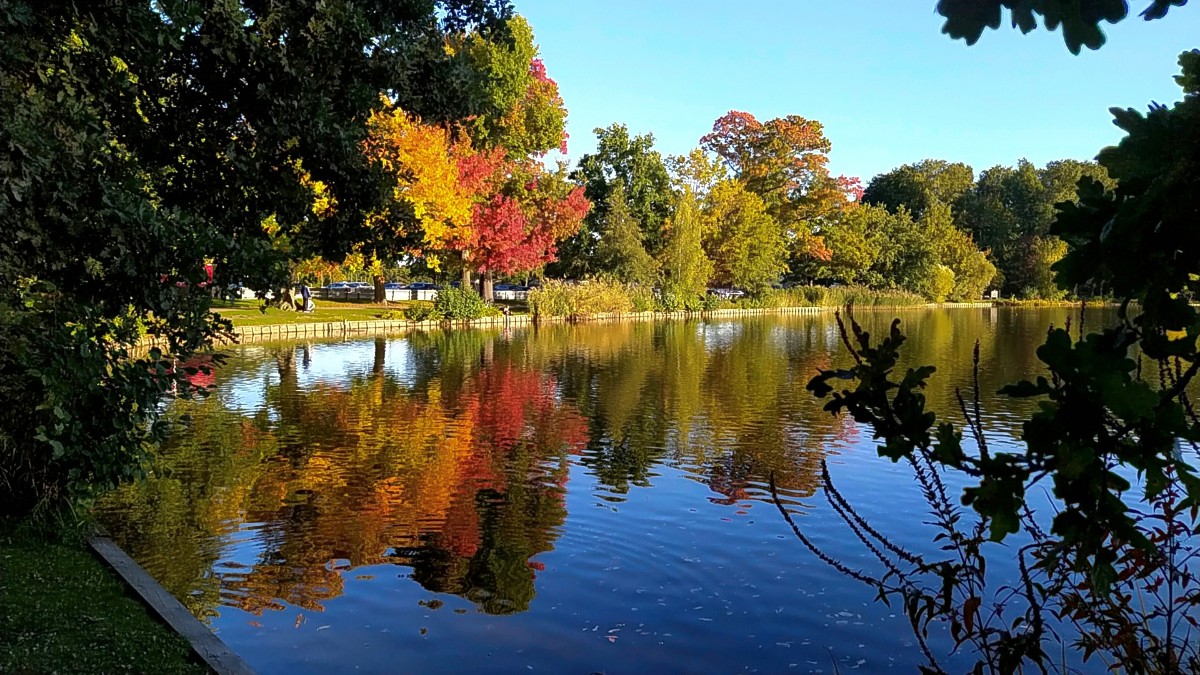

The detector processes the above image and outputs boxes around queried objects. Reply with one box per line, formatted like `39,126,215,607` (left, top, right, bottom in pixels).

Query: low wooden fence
209,305,828,346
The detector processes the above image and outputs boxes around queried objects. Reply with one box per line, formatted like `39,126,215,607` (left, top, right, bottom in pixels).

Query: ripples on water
96,308,1108,674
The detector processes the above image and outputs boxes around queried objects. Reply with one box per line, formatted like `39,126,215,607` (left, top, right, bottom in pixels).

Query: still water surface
97,308,1090,673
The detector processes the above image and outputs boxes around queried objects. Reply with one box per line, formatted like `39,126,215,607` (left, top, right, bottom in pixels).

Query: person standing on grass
299,284,314,313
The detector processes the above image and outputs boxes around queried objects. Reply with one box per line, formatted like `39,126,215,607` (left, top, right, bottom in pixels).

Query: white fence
310,287,528,302
312,287,440,302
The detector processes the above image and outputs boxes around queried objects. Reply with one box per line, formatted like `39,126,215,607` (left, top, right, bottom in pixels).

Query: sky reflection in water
97,308,1092,674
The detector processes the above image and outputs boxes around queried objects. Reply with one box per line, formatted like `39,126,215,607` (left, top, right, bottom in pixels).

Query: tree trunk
461,267,473,295
482,270,495,303
276,287,296,311
373,274,386,304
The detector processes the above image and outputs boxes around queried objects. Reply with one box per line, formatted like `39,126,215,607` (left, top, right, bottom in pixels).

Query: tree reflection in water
98,315,916,622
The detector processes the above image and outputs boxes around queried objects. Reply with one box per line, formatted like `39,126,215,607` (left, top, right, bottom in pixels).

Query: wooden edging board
87,535,255,675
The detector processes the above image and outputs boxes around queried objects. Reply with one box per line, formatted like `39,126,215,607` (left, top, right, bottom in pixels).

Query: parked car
325,281,352,290
707,288,746,299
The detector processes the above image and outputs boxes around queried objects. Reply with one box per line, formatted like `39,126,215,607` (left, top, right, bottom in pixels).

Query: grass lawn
0,521,209,674
211,298,529,327
211,298,421,327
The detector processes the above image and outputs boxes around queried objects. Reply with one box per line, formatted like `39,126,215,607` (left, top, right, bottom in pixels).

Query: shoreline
134,301,1072,352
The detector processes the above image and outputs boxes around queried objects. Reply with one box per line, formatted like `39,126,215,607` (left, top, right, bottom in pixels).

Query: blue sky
518,1,1199,182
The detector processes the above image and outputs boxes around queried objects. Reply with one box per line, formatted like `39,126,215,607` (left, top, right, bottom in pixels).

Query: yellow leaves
64,30,85,52
367,254,384,278
261,213,281,236
363,100,473,252
290,159,338,219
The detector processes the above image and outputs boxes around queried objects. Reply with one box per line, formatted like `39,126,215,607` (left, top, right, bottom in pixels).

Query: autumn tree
361,101,474,300
455,147,589,300
659,191,714,310
698,111,860,283
594,184,660,286
447,15,588,299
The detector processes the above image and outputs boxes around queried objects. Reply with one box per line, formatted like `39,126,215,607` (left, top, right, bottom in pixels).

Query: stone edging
87,535,255,675
216,306,833,345
136,302,1014,350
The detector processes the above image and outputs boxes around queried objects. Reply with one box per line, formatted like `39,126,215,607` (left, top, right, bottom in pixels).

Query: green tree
922,202,997,300
554,124,674,278
0,0,508,516
821,204,888,286
658,191,713,309
1020,235,1070,299
594,184,660,286
459,16,566,158
667,147,730,199
862,159,975,220
956,158,1111,295
702,180,789,293
869,206,941,297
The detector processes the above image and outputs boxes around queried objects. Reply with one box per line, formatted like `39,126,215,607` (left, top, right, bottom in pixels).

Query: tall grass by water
528,279,927,318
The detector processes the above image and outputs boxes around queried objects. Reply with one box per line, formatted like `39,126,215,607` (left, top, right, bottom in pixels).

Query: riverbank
135,301,1026,350
0,520,208,674
224,305,832,344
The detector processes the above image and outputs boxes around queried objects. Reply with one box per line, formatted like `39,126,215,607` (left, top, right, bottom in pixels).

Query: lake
96,307,1091,674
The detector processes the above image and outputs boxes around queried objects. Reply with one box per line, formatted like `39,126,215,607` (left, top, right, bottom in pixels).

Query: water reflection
95,308,1104,673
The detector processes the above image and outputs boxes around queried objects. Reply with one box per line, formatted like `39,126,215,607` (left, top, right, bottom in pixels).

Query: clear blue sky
517,1,1199,182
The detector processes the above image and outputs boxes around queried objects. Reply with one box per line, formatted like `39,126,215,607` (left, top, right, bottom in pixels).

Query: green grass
211,298,528,327
211,298,421,326
0,520,209,675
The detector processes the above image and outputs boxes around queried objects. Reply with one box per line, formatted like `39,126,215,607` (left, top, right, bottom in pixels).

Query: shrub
528,279,635,318
738,291,779,309
403,304,440,322
628,285,657,313
766,285,927,308
699,294,723,311
433,287,498,320
656,286,704,311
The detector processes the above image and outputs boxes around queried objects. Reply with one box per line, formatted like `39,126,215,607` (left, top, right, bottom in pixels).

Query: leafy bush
772,286,928,308
528,279,635,318
737,292,778,309
628,285,657,313
403,304,440,322
656,286,704,311
433,287,496,320
927,264,956,303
